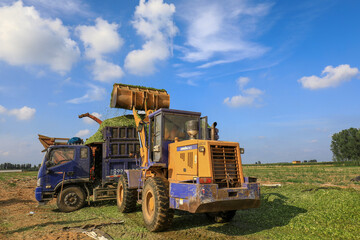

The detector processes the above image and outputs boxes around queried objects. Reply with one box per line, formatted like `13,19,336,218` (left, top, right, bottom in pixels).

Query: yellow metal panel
168,140,199,182
197,141,212,178
168,139,245,185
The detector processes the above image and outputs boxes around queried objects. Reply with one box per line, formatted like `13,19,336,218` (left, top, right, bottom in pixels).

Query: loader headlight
37,178,41,187
199,146,205,152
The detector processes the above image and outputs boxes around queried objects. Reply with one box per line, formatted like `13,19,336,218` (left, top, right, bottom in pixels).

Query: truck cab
35,145,91,206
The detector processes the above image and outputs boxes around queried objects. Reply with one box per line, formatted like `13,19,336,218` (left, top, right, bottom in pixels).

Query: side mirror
45,161,52,168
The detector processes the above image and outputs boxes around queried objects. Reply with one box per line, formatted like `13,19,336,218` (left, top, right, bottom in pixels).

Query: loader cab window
150,112,200,162
164,113,199,141
47,148,75,167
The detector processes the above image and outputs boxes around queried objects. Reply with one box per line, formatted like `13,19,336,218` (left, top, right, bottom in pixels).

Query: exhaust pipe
211,122,217,140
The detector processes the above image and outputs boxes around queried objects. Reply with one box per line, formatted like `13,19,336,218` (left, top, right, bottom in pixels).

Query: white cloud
0,105,36,120
243,87,264,96
75,129,90,138
224,95,256,107
237,77,250,89
83,112,102,125
0,1,80,73
310,139,318,143
92,59,124,82
67,84,106,104
77,18,123,59
0,105,6,114
76,17,124,82
124,0,178,75
224,77,264,107
179,0,270,67
298,64,359,90
24,0,91,17
8,106,36,120
177,71,202,78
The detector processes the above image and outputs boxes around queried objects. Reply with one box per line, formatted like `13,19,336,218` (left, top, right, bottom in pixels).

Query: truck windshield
47,148,75,167
163,113,199,141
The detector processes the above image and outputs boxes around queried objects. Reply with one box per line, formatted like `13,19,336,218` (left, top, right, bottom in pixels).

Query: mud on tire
57,186,85,212
206,210,237,223
142,177,174,232
117,173,137,213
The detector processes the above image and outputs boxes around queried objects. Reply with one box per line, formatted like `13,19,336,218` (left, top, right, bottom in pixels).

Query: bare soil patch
0,175,92,240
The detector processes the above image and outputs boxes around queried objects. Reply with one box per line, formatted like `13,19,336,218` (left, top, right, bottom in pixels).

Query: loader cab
148,109,204,164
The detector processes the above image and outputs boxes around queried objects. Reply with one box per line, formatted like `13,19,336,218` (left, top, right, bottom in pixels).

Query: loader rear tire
117,174,137,213
206,210,236,223
57,186,85,212
142,177,174,232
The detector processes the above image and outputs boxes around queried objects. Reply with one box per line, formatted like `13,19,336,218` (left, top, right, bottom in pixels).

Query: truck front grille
210,145,240,188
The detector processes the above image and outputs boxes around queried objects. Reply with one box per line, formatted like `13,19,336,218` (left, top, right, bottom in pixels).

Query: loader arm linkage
132,107,153,167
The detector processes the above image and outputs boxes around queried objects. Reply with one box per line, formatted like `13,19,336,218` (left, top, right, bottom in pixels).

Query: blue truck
35,124,140,212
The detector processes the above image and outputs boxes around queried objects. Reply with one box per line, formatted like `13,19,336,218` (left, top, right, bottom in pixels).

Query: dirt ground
0,176,93,240
1,168,359,240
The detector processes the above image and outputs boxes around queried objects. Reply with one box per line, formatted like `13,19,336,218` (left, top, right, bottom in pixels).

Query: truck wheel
117,174,137,213
57,186,85,212
142,177,174,232
206,210,236,223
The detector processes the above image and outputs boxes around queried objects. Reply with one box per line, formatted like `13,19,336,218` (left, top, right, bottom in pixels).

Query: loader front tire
142,177,174,232
206,210,237,223
57,186,85,212
117,174,137,213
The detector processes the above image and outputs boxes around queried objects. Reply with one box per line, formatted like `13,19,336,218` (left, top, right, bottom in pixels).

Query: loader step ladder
93,187,117,201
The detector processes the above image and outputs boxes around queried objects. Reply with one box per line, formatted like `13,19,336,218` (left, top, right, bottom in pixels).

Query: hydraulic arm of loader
110,83,170,167
132,107,150,167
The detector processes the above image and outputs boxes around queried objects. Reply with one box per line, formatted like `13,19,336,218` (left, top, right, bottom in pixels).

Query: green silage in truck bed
85,115,137,145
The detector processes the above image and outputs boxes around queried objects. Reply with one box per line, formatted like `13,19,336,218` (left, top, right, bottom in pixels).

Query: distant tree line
331,127,360,165
0,162,40,170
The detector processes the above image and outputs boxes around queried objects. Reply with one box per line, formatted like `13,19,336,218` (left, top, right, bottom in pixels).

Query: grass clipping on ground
85,115,136,145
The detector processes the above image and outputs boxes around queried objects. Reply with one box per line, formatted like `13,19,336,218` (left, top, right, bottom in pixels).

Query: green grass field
1,164,359,239
243,163,360,186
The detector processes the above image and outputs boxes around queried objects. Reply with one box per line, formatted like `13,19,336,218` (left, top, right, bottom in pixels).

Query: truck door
74,147,90,179
44,147,76,189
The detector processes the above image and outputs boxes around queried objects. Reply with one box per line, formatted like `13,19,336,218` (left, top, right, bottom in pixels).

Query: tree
331,128,360,163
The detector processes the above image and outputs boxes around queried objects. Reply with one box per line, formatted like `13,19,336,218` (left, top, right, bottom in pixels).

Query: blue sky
0,0,359,165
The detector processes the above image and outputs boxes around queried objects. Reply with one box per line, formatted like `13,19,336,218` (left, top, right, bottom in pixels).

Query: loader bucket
110,84,170,111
